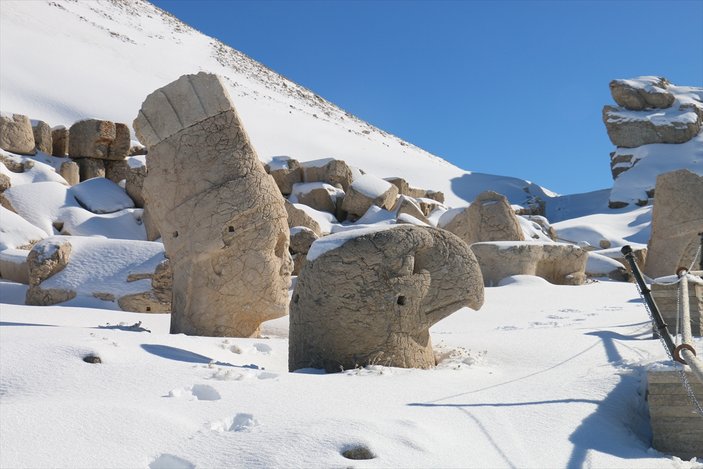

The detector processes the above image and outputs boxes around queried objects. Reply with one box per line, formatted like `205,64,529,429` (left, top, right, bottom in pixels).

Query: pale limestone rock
602,104,701,148
471,241,588,286
385,177,444,203
59,161,79,186
301,158,354,191
265,156,302,195
69,119,130,160
393,196,430,225
284,200,322,236
0,249,29,284
289,225,484,372
32,120,52,154
289,226,318,255
51,127,69,157
292,252,307,276
25,238,76,305
290,182,343,215
105,159,130,184
118,259,172,313
0,172,10,192
134,72,292,337
341,174,399,219
439,191,525,245
644,170,703,278
609,77,674,110
0,113,35,155
126,164,147,208
75,157,105,180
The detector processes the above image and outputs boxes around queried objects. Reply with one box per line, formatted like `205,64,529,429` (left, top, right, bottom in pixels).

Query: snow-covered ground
1,1,702,468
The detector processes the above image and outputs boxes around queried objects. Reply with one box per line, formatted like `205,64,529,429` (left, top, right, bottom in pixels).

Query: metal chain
634,281,703,417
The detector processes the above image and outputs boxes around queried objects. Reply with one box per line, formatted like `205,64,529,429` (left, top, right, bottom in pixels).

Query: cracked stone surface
289,225,484,372
440,191,524,246
471,241,588,286
644,170,703,278
134,72,292,337
25,238,76,306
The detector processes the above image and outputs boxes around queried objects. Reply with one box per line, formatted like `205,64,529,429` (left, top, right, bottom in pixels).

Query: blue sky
151,0,703,195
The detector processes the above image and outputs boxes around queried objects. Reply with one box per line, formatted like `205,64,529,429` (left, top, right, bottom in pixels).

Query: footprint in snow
253,343,272,353
209,413,259,432
167,384,221,401
149,454,195,469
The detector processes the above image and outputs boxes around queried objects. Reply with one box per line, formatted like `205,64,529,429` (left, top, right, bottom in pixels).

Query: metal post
621,245,677,357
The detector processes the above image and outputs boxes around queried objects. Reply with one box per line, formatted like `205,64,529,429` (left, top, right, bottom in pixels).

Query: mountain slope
0,0,554,207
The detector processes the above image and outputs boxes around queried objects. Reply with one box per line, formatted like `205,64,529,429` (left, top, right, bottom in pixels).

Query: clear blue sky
151,0,703,195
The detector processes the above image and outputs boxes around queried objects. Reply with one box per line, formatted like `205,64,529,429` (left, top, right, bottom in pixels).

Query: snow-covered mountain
0,0,556,208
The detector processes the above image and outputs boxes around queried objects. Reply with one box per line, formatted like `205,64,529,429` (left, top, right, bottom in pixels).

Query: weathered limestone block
59,160,80,186
142,206,161,241
32,120,52,154
69,119,130,160
0,113,35,155
610,77,675,110
289,225,484,372
471,241,588,286
647,369,703,460
289,226,318,255
118,259,172,313
134,72,292,338
0,249,30,284
75,157,105,181
105,159,130,184
126,164,147,208
25,238,76,305
284,200,322,236
440,191,525,246
393,196,430,225
265,156,302,195
51,126,69,157
602,105,701,148
341,174,399,219
292,253,306,276
384,177,444,203
291,182,343,215
644,170,703,278
301,158,354,191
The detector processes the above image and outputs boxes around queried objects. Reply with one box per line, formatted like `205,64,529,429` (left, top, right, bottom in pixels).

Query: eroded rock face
0,113,35,155
75,157,105,181
301,159,354,191
265,156,302,196
289,225,484,372
32,120,52,154
341,174,399,219
602,104,701,148
134,72,292,337
440,191,524,245
51,127,69,157
105,159,130,184
609,77,675,110
471,242,588,286
284,200,322,236
69,119,130,160
644,170,703,278
25,238,76,305
126,164,147,208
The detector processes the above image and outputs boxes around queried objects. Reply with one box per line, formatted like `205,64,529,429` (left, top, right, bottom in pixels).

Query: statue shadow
141,344,258,369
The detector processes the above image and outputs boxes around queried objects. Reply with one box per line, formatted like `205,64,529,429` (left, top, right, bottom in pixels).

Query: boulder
393,196,430,225
644,170,703,278
118,259,172,313
68,119,130,160
142,206,161,241
105,159,130,184
59,160,79,186
341,174,399,219
0,113,35,155
602,105,701,148
301,158,354,191
75,157,105,181
439,191,525,245
126,163,147,208
31,120,52,154
470,241,588,286
0,249,30,284
0,172,10,192
292,253,307,276
289,225,484,372
134,72,292,337
70,177,134,214
290,182,343,215
284,200,322,236
289,226,318,255
25,238,76,305
384,177,444,203
609,77,674,110
265,156,302,195
51,126,69,157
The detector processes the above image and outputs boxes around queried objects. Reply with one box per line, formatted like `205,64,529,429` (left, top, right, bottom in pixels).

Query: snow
349,173,393,198
1,1,702,467
70,177,135,214
288,182,344,203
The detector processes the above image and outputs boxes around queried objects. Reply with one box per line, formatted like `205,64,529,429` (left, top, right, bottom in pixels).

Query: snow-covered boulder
0,113,35,155
602,104,700,148
265,156,302,196
301,158,355,192
284,200,324,236
0,206,46,250
289,226,318,255
0,248,30,284
290,182,344,215
70,177,135,214
341,174,398,219
471,241,588,286
25,237,74,305
290,225,484,372
439,191,524,245
609,77,675,111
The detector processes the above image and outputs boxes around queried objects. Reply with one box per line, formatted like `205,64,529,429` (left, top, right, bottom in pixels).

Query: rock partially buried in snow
602,104,701,148
289,182,343,215
134,72,292,337
609,77,675,111
439,191,524,245
644,169,703,278
25,237,76,305
341,174,399,220
289,224,484,372
265,156,302,196
471,241,588,286
70,177,135,214
301,158,355,192
0,113,36,155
